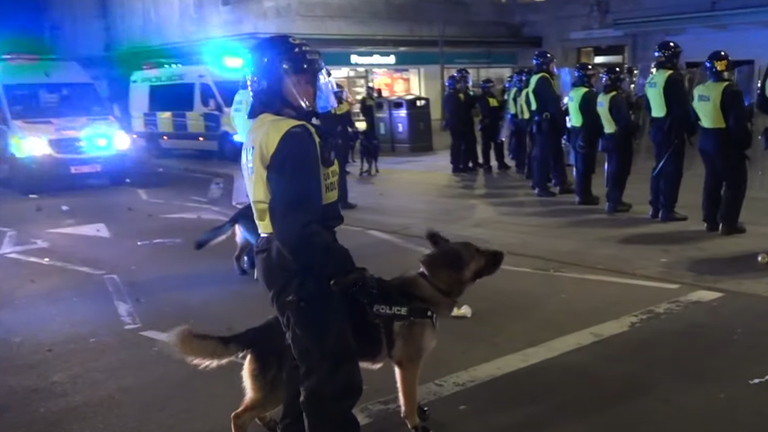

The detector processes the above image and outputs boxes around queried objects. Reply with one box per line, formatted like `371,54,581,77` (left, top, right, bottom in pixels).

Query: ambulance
128,59,244,160
0,54,136,193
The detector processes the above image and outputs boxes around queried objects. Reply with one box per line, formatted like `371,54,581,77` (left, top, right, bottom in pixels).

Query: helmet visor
284,67,338,113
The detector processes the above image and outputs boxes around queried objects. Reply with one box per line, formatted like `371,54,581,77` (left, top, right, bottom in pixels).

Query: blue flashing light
223,56,244,69
202,40,250,77
79,126,132,154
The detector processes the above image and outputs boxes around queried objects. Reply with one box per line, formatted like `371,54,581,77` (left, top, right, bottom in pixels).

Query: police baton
652,137,683,177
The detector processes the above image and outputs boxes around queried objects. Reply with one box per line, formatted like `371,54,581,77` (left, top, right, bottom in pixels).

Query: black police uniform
477,80,509,171
333,96,357,208
359,88,376,144
517,69,535,179
529,51,571,196
444,76,470,173
644,41,697,221
243,35,363,432
598,68,639,213
566,63,602,204
507,73,529,174
692,51,750,235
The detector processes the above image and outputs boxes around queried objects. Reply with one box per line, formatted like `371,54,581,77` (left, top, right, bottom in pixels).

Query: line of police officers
445,41,750,234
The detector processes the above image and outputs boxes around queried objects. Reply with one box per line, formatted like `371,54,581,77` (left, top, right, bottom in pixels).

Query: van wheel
147,137,171,158
218,134,241,162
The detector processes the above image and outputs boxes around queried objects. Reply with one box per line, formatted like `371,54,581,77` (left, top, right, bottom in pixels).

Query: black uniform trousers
698,134,748,227
336,138,351,204
603,134,634,206
525,127,535,180
449,130,466,169
510,120,529,173
649,124,686,213
532,129,567,190
254,236,363,432
569,127,598,199
480,126,505,167
463,131,479,169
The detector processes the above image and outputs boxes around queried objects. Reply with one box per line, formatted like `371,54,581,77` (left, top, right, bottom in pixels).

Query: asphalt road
1,169,768,432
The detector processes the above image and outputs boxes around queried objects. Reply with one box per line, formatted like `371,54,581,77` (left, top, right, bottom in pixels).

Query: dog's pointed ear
420,247,466,283
425,230,450,249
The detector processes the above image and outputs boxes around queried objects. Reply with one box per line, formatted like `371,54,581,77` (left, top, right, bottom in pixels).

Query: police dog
358,132,380,176
194,204,258,276
167,230,504,432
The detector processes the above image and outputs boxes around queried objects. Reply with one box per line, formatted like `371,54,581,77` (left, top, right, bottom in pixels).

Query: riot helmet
518,68,532,88
533,50,556,75
365,85,374,97
247,35,337,117
601,66,625,91
334,82,348,103
505,74,517,92
705,50,734,82
573,62,597,88
480,78,495,94
445,74,458,92
454,68,472,87
654,41,683,69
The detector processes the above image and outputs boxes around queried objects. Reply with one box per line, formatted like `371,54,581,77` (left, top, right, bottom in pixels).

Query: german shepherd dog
358,132,380,176
194,204,258,276
167,230,504,432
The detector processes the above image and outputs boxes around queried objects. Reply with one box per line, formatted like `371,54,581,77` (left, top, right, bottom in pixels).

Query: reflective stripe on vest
241,114,340,234
693,81,729,129
597,91,617,134
231,89,253,138
488,96,500,107
507,88,519,114
645,69,672,118
528,73,554,113
518,88,531,120
567,87,589,128
334,101,351,114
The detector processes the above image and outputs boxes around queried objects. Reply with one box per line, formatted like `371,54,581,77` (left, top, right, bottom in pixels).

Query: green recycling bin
389,95,433,153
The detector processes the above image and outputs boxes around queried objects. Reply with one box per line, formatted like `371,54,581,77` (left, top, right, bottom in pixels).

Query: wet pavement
2,155,768,432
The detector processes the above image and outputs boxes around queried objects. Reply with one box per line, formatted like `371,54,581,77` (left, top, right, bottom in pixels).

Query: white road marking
147,198,167,204
359,229,681,289
354,290,724,424
104,275,142,329
0,231,50,254
160,211,228,221
138,330,245,364
500,265,681,289
47,223,112,238
0,227,12,231
137,189,149,200
5,253,105,274
137,238,184,246
190,196,208,202
207,177,224,200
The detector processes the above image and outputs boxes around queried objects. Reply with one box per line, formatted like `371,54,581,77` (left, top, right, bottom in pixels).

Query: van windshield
3,83,111,120
213,80,240,107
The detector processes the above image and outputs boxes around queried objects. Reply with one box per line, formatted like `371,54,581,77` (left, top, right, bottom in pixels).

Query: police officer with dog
566,62,602,205
529,51,573,197
691,50,750,235
359,85,376,146
241,35,365,432
644,41,697,222
477,78,511,172
598,66,639,214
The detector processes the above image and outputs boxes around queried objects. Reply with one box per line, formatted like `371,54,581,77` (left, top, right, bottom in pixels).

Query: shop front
322,50,518,121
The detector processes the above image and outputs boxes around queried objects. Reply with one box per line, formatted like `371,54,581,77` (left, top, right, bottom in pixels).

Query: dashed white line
354,289,724,424
356,228,681,289
4,253,105,274
190,196,208,202
104,275,142,329
137,189,149,200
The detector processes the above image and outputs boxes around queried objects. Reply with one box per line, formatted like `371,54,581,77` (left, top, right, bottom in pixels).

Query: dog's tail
193,205,252,250
167,325,260,369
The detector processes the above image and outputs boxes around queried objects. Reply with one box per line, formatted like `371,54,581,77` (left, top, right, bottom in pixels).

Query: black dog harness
347,273,439,328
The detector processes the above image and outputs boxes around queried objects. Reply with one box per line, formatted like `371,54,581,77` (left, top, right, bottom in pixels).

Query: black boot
607,201,632,214
535,188,557,197
659,211,688,222
576,196,600,206
720,223,747,236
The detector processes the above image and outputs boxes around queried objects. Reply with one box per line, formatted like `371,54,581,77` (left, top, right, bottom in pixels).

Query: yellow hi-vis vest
567,87,590,128
240,114,340,234
507,87,519,115
518,88,531,120
334,101,351,114
645,69,672,118
692,81,729,129
597,91,618,134
528,72,554,113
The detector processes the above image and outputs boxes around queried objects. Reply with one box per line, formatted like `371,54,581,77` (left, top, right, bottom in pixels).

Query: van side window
200,83,218,110
148,83,195,112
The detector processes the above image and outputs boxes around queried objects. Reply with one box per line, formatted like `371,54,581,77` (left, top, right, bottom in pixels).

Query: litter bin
374,97,394,151
389,95,433,153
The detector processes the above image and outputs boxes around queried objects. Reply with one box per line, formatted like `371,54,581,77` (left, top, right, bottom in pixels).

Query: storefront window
329,67,422,122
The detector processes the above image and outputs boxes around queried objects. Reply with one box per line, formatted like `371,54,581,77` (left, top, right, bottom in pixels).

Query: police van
129,61,244,160
0,54,136,193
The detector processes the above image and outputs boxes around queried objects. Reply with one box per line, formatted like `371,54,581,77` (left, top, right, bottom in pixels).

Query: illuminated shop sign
350,54,396,65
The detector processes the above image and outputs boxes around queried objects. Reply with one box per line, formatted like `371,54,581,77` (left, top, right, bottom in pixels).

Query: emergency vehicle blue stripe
172,112,188,132
143,112,158,131
202,112,221,133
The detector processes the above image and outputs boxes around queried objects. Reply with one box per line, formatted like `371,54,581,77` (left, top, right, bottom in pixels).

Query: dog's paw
417,405,430,422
